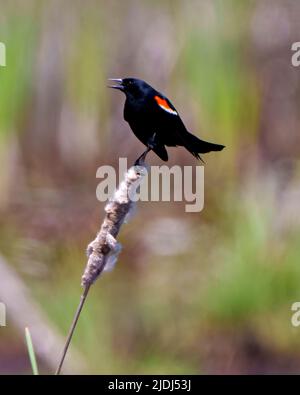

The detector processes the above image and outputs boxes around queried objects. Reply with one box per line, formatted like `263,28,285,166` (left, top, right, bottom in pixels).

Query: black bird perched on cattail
108,78,225,165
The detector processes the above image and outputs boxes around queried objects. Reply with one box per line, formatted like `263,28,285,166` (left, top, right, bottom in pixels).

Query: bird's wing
150,93,189,146
153,95,179,116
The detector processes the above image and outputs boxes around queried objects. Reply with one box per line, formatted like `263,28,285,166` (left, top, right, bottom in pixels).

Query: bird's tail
181,131,225,161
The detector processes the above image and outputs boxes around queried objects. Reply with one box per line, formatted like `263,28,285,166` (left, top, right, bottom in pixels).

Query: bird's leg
134,133,156,166
147,133,156,149
134,147,151,166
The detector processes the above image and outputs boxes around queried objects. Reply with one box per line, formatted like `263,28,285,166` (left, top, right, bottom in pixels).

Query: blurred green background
1,0,300,374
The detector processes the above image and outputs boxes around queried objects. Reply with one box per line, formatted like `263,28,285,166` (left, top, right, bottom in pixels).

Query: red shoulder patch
154,95,177,115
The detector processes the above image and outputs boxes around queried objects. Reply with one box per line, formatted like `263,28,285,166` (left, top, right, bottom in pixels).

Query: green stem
25,327,39,375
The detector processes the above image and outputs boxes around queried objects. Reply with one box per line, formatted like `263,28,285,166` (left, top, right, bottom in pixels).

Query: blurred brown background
0,0,300,374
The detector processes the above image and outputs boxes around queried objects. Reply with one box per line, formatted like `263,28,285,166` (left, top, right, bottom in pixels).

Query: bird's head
108,78,151,99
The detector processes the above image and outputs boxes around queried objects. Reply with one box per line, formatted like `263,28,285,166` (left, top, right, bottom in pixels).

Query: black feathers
108,78,225,163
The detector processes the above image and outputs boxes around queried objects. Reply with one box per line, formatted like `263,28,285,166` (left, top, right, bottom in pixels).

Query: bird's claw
134,155,146,166
134,134,157,166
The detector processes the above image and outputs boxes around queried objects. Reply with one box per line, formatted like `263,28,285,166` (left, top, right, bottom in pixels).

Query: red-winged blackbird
108,78,225,165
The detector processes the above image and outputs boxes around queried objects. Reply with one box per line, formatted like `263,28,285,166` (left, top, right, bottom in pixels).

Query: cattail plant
55,164,147,375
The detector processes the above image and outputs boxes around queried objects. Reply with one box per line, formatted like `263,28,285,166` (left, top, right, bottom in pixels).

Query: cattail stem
55,284,90,375
55,165,147,375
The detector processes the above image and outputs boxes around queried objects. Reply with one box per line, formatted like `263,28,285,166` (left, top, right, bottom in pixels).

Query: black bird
108,78,225,165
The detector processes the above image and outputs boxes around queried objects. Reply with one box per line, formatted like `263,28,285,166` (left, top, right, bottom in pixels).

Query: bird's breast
124,98,150,123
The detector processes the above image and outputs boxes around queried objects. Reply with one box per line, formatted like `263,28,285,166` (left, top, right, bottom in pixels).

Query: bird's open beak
107,78,124,91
